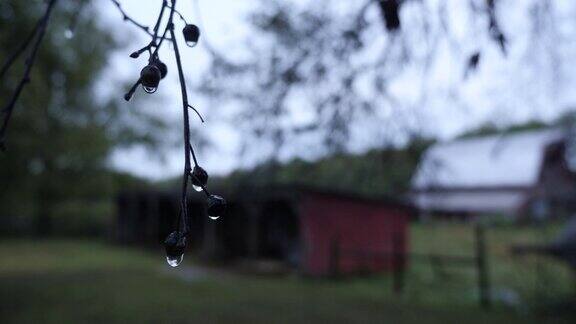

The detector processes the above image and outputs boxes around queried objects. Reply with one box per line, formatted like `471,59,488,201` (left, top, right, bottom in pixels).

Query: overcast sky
96,0,576,180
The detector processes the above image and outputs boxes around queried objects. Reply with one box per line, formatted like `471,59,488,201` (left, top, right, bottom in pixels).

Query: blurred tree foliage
217,136,434,198
0,1,165,236
215,116,568,198
201,0,570,159
457,120,548,139
457,112,576,139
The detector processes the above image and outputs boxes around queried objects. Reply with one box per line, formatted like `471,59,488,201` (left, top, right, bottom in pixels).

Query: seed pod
152,59,168,79
140,65,161,93
191,166,208,192
182,24,200,47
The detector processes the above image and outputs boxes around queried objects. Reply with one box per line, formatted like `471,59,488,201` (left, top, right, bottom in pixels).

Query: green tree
0,1,167,235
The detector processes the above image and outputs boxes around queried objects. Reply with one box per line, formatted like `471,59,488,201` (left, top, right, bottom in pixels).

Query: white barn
411,128,576,221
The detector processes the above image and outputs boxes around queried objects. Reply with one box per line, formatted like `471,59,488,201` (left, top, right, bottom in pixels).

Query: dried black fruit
207,195,226,220
182,24,200,47
191,166,208,191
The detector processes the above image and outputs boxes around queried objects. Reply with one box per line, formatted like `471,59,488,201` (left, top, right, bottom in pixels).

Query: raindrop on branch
166,254,184,267
207,195,226,221
64,28,75,39
191,166,208,192
143,86,157,94
164,231,186,267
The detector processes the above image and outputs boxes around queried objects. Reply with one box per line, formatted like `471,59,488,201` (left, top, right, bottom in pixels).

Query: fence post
392,232,405,294
245,203,261,258
475,225,491,309
429,255,447,280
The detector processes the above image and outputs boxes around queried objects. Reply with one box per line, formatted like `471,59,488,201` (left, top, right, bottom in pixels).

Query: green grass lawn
0,236,574,323
409,223,575,308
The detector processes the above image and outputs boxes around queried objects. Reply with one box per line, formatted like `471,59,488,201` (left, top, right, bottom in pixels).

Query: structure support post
392,232,405,294
245,203,261,258
329,236,340,278
475,225,491,310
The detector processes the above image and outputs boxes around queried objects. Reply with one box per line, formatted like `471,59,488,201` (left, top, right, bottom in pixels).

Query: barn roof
412,128,565,190
411,190,527,214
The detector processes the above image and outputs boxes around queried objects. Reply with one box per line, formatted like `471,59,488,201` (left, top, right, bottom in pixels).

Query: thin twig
188,143,199,166
123,79,142,101
0,16,43,79
152,0,168,39
110,0,153,37
151,22,171,59
167,0,195,235
188,104,205,123
0,0,58,150
167,4,188,25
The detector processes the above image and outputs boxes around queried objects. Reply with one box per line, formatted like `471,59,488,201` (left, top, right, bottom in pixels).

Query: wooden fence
330,225,491,309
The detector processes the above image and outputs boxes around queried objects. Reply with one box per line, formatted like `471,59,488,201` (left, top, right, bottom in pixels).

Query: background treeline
0,0,165,237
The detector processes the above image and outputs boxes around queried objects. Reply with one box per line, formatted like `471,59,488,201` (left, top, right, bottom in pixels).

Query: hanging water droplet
165,231,186,267
166,254,184,267
207,195,226,221
143,86,157,94
64,28,75,39
186,40,198,48
192,185,203,192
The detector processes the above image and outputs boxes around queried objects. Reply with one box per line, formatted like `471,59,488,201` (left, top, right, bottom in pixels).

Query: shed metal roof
411,190,526,214
412,128,565,190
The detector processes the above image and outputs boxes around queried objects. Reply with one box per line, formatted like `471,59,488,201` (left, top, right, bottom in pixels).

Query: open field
0,223,574,323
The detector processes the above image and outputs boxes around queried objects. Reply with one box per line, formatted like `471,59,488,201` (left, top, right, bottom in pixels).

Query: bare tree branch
0,0,58,151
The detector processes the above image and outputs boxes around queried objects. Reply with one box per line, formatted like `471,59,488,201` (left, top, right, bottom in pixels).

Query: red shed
116,186,412,276
299,190,411,276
